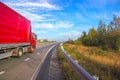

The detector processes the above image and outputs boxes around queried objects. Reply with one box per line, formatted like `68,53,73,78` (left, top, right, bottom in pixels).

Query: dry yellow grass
67,44,120,68
63,43,120,80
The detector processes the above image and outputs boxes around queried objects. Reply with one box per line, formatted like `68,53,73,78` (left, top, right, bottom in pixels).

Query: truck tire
17,48,23,57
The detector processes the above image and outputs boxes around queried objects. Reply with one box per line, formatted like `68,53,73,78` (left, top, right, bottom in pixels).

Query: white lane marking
24,58,30,61
37,53,40,55
31,45,55,80
0,71,6,75
37,49,43,55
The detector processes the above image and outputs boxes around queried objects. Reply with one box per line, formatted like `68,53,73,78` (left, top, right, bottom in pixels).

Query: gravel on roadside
48,49,64,80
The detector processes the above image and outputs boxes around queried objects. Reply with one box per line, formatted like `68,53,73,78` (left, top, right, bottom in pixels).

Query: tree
43,39,49,42
80,31,89,46
81,31,87,37
97,20,107,36
66,38,74,44
88,27,97,46
96,20,107,48
110,15,120,29
113,15,120,29
107,21,114,32
75,15,120,52
116,38,120,53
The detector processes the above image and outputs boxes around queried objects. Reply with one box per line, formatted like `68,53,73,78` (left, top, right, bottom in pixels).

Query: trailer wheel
17,48,23,57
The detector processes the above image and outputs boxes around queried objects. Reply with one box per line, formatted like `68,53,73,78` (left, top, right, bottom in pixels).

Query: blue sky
1,0,120,42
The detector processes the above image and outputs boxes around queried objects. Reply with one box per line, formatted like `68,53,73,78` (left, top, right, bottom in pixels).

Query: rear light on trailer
12,51,17,54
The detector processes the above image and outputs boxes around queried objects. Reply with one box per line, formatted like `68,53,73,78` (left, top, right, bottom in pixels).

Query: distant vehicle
0,2,36,59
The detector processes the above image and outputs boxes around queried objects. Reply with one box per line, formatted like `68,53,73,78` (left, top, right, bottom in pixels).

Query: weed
63,43,120,80
57,46,80,80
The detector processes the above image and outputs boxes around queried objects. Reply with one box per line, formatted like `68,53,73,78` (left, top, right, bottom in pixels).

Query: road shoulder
48,49,64,80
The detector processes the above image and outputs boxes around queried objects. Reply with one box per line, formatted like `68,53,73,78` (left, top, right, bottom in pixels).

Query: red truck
0,2,36,59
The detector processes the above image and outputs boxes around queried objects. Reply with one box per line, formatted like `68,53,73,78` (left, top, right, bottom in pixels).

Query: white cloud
2,1,59,22
34,21,74,29
59,30,81,41
6,2,61,10
113,12,120,17
78,4,91,19
18,10,44,21
94,13,110,20
35,30,48,34
56,21,74,28
11,8,55,22
34,23,54,29
75,12,90,22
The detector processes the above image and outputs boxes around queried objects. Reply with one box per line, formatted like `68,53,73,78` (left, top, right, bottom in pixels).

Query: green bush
116,38,120,53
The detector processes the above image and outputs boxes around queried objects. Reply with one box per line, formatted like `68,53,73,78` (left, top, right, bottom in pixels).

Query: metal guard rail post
60,44,95,80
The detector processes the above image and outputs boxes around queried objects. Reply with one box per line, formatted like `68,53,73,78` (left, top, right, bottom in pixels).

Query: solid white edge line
31,45,55,80
0,71,6,75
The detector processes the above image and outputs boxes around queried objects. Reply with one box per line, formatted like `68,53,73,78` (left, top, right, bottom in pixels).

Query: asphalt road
34,44,57,80
0,43,56,80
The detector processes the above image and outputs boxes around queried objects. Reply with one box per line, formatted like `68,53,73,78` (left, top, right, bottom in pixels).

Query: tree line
68,15,120,52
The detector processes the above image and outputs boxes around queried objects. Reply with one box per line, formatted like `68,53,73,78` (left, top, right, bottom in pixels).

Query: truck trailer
0,2,36,59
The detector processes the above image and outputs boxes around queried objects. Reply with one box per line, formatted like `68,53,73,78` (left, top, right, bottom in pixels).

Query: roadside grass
63,43,120,80
57,46,80,80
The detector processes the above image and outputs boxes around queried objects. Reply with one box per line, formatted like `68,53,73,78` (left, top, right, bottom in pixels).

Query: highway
0,43,57,80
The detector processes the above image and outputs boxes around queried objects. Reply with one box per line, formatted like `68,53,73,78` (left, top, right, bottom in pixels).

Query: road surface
0,43,58,80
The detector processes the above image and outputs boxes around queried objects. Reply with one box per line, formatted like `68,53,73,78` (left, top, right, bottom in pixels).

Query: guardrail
60,43,96,80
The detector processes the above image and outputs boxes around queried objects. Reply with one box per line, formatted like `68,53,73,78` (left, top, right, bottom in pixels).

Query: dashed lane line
0,71,6,75
24,58,31,61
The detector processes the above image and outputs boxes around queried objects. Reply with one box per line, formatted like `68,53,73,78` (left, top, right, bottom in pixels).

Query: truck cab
28,33,37,52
